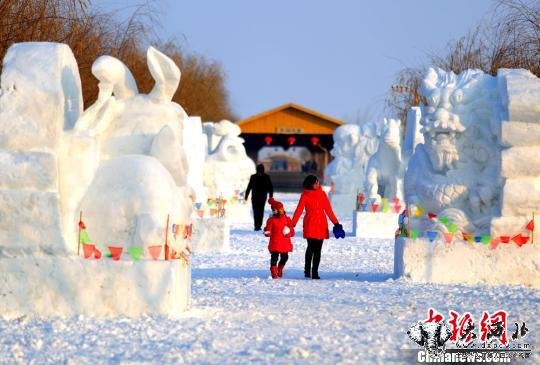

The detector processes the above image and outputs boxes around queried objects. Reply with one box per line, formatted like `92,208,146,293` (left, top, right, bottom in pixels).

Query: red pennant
428,212,437,219
462,232,472,242
443,232,453,244
512,233,530,247
78,220,86,229
371,203,379,212
490,237,501,250
525,219,534,231
392,197,400,205
264,136,273,145
500,236,510,243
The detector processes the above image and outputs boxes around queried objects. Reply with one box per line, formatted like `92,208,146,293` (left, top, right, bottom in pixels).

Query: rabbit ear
147,46,180,101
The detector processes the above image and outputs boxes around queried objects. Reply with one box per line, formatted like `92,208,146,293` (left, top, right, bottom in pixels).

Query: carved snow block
353,211,399,239
191,217,230,253
0,190,65,256
491,216,538,238
0,150,58,190
329,193,357,219
500,177,540,216
501,121,540,147
0,257,191,318
498,69,540,124
394,237,540,288
501,146,540,178
0,42,82,151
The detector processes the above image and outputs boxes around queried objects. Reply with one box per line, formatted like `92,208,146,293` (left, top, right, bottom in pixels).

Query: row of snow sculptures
0,42,192,317
396,67,540,288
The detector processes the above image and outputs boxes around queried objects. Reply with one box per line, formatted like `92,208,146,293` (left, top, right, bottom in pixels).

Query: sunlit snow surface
0,193,538,364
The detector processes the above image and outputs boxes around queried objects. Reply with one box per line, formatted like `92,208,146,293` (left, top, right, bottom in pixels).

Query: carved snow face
421,83,466,173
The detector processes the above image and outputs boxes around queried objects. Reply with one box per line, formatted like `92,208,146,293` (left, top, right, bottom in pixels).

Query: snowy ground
0,193,538,364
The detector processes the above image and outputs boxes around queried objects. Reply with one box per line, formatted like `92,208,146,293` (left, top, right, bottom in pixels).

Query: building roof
237,103,345,131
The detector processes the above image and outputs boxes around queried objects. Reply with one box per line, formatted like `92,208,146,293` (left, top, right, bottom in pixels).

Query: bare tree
0,0,236,121
385,0,539,131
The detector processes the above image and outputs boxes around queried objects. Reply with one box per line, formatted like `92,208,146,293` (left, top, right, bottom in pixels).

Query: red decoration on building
310,136,320,146
264,136,273,145
287,136,296,145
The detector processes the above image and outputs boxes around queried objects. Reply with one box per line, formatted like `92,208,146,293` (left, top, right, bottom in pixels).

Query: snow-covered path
0,193,538,364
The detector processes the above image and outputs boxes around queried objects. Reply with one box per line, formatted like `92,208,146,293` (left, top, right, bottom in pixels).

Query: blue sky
103,0,494,122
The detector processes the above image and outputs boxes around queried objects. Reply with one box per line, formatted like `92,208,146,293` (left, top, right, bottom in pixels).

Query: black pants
305,238,323,276
251,197,267,230
270,252,289,266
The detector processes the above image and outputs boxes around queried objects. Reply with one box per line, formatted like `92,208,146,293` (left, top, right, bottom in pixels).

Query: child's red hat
268,197,284,210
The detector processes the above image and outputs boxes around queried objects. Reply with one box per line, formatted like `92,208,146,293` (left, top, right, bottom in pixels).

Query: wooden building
237,103,344,190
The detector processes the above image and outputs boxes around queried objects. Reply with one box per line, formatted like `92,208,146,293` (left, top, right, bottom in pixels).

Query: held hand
282,226,290,236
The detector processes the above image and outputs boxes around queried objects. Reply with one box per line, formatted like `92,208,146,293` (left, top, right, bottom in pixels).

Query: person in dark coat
264,198,294,279
245,164,274,231
292,175,340,279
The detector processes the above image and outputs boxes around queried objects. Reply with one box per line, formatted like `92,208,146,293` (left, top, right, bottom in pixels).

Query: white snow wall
0,42,83,256
491,69,540,236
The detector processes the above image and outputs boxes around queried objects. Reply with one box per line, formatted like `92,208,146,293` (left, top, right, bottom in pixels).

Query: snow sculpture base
352,211,399,239
0,256,191,318
191,218,230,253
393,238,540,288
329,193,356,219
224,203,252,223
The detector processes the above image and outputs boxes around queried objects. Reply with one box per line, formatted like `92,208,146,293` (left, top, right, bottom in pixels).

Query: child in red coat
264,197,295,279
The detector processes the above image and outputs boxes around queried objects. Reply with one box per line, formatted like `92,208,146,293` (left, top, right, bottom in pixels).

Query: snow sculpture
405,68,502,234
324,123,378,216
0,42,193,317
365,118,404,202
73,46,194,254
203,119,255,199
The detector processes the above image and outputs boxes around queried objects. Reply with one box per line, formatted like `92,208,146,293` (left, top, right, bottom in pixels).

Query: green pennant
80,230,91,244
447,223,458,234
410,229,420,239
439,217,450,224
481,235,491,245
382,204,390,213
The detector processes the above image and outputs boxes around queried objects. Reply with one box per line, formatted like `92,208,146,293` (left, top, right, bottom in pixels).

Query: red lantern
310,136,320,146
287,136,296,146
264,136,273,145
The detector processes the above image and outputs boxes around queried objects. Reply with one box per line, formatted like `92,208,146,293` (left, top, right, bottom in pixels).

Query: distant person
292,175,344,279
245,164,274,231
263,198,295,279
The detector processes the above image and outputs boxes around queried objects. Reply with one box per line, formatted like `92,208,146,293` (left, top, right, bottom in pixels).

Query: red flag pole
77,211,82,256
164,214,170,260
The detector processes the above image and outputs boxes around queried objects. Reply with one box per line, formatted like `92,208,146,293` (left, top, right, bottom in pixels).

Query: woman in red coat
264,198,295,279
292,175,340,279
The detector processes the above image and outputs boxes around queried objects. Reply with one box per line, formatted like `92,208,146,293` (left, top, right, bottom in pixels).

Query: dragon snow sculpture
404,67,501,234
